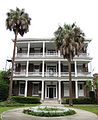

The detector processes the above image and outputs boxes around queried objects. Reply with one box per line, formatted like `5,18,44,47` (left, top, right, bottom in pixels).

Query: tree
6,7,31,99
0,70,10,101
54,23,85,106
93,74,98,103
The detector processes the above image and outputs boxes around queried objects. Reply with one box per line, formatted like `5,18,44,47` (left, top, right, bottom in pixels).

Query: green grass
72,105,98,115
0,103,40,120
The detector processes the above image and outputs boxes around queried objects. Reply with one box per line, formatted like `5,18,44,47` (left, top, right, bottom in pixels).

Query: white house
12,38,93,102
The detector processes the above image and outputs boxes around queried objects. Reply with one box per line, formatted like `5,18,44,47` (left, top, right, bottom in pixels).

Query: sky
0,0,98,73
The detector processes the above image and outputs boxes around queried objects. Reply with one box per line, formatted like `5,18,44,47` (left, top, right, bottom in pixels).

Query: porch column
90,62,93,77
75,80,78,98
43,41,45,56
41,81,44,101
75,61,77,77
42,60,44,77
58,50,60,57
27,42,30,57
26,61,29,77
58,60,61,77
15,46,17,56
58,81,61,103
24,80,28,97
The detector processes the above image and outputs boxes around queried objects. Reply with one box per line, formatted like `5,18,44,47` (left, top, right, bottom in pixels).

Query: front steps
41,99,64,107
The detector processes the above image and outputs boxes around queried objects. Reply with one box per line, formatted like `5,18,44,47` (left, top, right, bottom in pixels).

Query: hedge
11,96,41,104
62,97,97,104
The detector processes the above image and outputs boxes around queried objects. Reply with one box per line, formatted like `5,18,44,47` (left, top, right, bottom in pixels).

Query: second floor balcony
13,71,91,77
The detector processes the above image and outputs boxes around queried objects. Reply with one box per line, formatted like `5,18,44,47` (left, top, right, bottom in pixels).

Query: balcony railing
17,53,27,57
45,52,58,56
13,71,26,76
61,72,75,77
77,72,91,77
16,52,89,58
44,72,58,77
29,53,43,56
13,71,91,77
28,72,42,76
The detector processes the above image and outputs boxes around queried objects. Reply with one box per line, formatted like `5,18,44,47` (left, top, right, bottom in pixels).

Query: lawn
0,104,40,120
73,105,98,115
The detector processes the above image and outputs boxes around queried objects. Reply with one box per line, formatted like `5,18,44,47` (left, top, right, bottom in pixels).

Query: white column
42,60,44,77
58,81,61,103
15,47,17,57
58,61,61,77
27,42,30,57
90,62,93,77
58,50,60,57
43,42,45,56
24,80,28,97
26,61,29,77
75,61,77,77
41,81,44,101
75,80,78,98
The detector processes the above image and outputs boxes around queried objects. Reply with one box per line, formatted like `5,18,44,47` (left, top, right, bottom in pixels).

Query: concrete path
2,107,98,120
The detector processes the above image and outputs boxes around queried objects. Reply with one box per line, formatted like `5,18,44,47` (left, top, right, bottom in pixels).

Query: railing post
27,42,30,57
75,61,77,77
43,42,45,57
26,61,29,77
58,50,60,57
58,60,61,77
42,60,44,77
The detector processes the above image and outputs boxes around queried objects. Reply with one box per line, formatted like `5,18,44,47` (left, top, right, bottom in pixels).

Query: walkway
2,107,98,120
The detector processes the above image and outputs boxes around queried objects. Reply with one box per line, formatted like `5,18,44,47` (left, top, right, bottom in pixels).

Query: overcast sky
0,0,98,73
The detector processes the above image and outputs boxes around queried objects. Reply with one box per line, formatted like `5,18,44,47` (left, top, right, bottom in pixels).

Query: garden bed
23,106,76,117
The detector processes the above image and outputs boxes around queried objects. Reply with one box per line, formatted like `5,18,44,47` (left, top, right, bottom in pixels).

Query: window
33,83,39,96
64,83,69,96
19,82,25,95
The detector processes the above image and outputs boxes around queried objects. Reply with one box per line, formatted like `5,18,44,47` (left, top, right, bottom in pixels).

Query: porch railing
13,71,26,76
44,72,58,77
13,71,91,77
28,72,42,76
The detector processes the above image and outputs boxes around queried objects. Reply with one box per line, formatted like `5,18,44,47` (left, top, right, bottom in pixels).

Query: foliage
6,7,31,36
85,80,92,91
0,71,9,101
0,100,24,107
11,96,41,104
23,108,76,117
54,23,85,59
89,91,96,103
62,97,97,104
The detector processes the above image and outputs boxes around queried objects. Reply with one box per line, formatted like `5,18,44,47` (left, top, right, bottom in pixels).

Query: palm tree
6,7,31,99
54,23,85,106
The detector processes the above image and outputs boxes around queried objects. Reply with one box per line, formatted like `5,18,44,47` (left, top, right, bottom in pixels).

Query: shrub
89,91,96,103
62,97,96,104
11,96,41,104
0,100,24,107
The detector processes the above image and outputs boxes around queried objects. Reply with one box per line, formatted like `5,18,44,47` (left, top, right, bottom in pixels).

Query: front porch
12,80,87,102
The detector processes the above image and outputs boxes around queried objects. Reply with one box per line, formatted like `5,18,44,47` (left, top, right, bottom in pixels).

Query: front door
49,88,53,98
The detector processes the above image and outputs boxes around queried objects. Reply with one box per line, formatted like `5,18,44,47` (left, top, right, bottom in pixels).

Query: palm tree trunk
68,59,73,106
8,31,18,100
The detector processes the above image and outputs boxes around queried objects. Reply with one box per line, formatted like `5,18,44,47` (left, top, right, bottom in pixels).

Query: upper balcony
13,61,92,78
15,41,91,60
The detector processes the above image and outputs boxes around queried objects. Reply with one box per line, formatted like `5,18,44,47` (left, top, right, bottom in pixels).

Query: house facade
13,38,93,102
